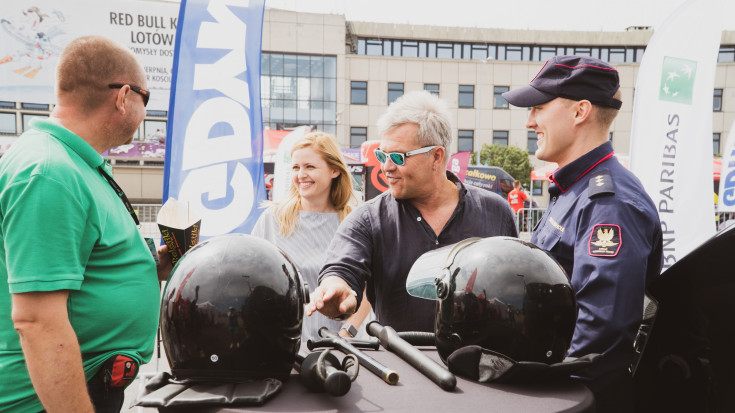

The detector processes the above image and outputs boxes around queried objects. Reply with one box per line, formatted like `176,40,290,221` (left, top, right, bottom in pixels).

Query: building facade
2,8,734,205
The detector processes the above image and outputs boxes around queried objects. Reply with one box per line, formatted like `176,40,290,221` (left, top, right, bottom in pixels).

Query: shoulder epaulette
588,169,615,198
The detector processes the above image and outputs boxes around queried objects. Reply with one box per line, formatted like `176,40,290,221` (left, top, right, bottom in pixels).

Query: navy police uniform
532,141,663,379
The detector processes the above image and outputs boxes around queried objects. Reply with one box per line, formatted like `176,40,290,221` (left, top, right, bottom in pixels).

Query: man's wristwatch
340,322,358,338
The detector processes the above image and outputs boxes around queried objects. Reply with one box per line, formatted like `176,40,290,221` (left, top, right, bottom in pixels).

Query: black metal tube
397,331,436,347
308,337,380,351
309,328,399,385
367,321,456,391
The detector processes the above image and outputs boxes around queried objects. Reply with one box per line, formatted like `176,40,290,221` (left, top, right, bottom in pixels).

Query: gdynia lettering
722,149,735,207
178,0,256,236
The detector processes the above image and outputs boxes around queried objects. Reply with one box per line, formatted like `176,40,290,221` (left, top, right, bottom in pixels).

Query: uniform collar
548,141,614,196
32,118,108,171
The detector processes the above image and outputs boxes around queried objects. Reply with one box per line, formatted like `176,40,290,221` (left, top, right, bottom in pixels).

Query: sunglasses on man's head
108,83,150,107
373,145,439,166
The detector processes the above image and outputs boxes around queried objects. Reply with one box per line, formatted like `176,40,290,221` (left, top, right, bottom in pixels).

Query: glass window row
262,53,337,78
262,100,337,124
264,122,336,135
261,76,337,102
261,54,338,133
0,110,167,144
356,38,654,63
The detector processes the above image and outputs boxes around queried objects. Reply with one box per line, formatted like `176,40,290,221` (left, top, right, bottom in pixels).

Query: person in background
507,179,529,213
0,36,172,413
306,91,517,332
252,132,372,341
503,55,663,412
507,179,529,230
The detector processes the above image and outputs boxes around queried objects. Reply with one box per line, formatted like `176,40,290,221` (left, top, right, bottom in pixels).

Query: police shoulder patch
588,224,622,257
588,169,614,198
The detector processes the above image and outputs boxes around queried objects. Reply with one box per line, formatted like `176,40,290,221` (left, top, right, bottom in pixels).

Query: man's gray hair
377,91,454,151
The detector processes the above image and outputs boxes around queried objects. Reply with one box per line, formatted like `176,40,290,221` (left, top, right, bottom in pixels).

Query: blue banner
163,0,266,237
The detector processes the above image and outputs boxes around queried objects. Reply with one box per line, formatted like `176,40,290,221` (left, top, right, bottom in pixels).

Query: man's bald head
56,36,146,111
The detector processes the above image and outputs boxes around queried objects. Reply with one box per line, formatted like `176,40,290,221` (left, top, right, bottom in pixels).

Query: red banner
446,151,471,182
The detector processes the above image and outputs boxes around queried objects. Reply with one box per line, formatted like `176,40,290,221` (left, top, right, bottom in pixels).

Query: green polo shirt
0,119,159,413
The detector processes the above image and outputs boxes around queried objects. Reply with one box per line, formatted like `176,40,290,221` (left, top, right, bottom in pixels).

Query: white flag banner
717,120,735,212
629,0,723,270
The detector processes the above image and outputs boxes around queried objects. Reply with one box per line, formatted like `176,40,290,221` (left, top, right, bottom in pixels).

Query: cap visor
406,245,453,300
502,86,556,108
406,238,482,300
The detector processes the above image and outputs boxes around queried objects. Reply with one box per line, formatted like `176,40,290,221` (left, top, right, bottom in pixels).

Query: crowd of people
0,34,664,413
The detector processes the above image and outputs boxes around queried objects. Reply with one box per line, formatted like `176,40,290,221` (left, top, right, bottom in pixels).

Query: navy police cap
502,55,622,109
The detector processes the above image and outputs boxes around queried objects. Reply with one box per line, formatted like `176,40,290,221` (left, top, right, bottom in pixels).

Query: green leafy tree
470,144,533,188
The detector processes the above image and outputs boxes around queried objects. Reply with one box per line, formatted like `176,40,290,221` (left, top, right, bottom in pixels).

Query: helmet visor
406,238,482,300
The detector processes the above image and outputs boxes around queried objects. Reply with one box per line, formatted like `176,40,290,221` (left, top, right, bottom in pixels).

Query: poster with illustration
0,0,178,110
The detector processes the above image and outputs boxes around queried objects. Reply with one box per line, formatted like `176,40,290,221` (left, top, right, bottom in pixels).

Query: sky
264,0,735,32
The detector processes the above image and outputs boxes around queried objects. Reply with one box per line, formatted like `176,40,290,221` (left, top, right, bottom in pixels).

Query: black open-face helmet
160,234,309,382
407,236,577,364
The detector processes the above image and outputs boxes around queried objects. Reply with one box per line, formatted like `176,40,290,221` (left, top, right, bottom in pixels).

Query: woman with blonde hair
252,131,371,340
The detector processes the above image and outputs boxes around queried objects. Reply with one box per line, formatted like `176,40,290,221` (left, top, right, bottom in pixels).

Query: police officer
503,56,663,412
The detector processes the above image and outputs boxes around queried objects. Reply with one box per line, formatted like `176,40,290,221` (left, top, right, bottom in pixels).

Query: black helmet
160,234,309,382
407,236,576,364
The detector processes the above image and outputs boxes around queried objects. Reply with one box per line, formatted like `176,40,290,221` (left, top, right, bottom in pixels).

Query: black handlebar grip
367,321,456,391
296,351,352,397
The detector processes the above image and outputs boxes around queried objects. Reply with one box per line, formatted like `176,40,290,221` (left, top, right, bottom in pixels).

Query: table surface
154,343,595,413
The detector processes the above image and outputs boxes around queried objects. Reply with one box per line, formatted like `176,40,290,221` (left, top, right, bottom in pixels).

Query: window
504,46,524,61
143,120,167,143
388,82,404,104
424,84,440,96
0,113,16,135
719,47,735,62
714,89,723,112
538,47,557,61
351,127,367,148
494,86,509,109
532,180,543,196
262,53,338,132
527,131,538,153
603,48,627,63
437,43,454,59
365,39,383,56
493,130,508,146
458,85,474,108
402,41,419,58
458,130,474,152
22,113,47,132
0,101,15,109
21,102,49,110
351,81,368,104
714,133,721,156
146,110,167,117
470,44,488,60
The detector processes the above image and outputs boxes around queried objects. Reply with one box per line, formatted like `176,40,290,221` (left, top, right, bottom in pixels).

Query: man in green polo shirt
0,36,172,413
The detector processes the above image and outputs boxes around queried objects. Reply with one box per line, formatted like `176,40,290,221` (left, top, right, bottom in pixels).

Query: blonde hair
56,36,145,111
271,132,354,236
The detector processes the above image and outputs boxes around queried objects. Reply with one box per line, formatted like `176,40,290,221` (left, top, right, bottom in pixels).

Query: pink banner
446,151,471,182
104,141,166,158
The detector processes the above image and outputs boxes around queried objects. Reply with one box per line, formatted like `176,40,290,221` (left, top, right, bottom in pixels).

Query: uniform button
435,240,439,245
417,217,422,222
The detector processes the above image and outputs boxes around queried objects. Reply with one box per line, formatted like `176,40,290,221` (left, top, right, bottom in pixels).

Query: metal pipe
367,321,456,391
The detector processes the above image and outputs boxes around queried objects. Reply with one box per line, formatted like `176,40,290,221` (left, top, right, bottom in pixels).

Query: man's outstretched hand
306,276,357,319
